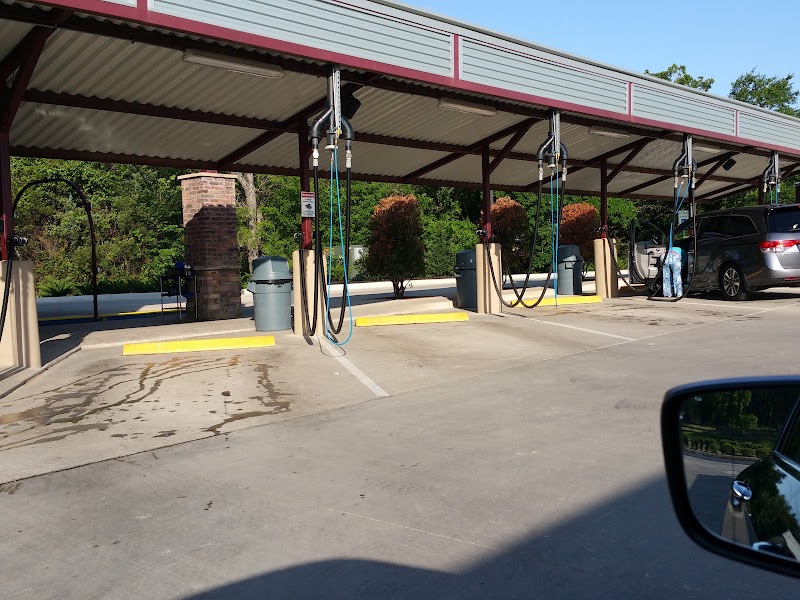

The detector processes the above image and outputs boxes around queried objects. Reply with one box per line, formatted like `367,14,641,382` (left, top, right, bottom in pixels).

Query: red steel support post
0,131,11,259
600,158,609,238
482,143,492,241
299,126,313,250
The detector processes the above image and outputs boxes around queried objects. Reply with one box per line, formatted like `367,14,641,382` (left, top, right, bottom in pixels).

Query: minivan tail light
759,239,800,252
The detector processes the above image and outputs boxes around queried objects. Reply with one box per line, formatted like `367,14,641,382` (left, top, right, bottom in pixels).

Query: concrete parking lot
2,288,800,598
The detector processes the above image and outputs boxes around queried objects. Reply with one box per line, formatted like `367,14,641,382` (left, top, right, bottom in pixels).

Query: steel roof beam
695,152,738,190
619,154,735,196
402,118,539,181
23,90,293,131
11,144,682,201
1,19,68,130
607,139,651,182
488,119,534,175
17,88,756,185
698,162,800,203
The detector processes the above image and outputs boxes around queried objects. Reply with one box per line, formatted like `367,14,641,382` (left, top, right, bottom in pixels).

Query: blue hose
324,149,354,346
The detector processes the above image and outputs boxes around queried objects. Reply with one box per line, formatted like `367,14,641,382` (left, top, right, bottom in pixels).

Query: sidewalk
36,270,620,320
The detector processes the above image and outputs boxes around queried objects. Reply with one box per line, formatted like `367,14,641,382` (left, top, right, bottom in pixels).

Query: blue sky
404,0,799,97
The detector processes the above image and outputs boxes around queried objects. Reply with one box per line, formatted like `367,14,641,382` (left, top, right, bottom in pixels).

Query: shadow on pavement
183,477,791,600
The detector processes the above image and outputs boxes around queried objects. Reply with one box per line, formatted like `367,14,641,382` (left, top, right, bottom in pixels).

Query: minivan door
628,220,667,284
693,215,731,289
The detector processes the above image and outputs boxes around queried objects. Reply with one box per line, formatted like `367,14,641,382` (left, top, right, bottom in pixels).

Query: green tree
729,70,800,116
11,158,185,295
362,194,425,298
422,219,477,277
645,64,714,92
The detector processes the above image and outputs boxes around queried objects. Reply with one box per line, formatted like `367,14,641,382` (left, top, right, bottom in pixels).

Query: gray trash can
557,245,583,296
247,256,293,331
454,249,477,310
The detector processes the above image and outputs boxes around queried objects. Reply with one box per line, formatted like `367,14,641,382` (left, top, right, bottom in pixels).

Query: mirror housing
662,376,800,579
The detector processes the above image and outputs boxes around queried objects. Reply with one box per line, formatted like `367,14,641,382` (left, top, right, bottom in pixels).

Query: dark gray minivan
629,205,800,300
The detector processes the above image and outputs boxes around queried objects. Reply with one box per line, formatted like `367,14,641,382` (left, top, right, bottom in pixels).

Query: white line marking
675,301,764,310
318,337,389,398
531,319,638,341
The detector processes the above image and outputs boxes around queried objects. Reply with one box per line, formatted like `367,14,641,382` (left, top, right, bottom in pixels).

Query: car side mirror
661,377,800,578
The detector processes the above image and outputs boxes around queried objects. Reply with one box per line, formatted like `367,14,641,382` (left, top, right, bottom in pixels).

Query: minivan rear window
768,207,800,233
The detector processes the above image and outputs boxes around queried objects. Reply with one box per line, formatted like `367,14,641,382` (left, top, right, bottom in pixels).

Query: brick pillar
178,172,241,320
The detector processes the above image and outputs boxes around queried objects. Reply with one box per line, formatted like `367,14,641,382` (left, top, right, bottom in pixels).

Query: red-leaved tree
490,196,530,273
363,195,425,298
559,202,600,260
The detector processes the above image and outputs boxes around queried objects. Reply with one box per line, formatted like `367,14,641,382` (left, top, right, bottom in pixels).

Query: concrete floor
2,288,800,598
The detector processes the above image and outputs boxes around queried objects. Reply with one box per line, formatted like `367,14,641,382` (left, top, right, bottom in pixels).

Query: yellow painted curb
356,312,469,327
501,294,602,307
123,335,275,356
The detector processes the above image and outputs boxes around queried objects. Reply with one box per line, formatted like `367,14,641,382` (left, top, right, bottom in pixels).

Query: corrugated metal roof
31,29,328,122
345,142,449,178
0,18,32,65
0,2,782,201
423,154,480,183
235,133,297,169
12,103,259,161
351,86,527,147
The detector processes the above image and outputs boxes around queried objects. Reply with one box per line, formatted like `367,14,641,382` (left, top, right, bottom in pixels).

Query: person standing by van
662,245,684,297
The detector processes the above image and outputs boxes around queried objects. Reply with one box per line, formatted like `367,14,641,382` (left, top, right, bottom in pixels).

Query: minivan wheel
720,263,748,301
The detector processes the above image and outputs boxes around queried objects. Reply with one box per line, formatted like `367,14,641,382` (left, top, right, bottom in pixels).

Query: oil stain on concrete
0,353,293,458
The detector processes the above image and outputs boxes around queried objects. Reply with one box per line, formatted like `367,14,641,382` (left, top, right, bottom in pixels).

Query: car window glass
698,216,729,239
726,216,758,237
779,410,800,464
673,220,693,242
768,208,800,233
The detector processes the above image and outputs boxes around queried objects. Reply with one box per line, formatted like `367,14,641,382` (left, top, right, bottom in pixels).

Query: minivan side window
698,216,729,239
726,216,758,237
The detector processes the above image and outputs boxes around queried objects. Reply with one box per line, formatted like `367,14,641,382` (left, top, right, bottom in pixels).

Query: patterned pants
662,250,683,298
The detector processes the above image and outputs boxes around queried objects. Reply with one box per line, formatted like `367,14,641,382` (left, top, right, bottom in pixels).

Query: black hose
0,238,15,344
320,155,352,335
12,177,98,321
486,170,564,309
298,161,323,337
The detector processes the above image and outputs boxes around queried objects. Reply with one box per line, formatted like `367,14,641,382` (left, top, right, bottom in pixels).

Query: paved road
3,290,800,598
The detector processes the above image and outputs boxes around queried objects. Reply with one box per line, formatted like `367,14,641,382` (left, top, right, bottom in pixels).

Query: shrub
423,218,478,277
560,202,600,261
362,195,425,298
490,197,530,273
708,442,720,453
38,275,80,297
720,442,736,455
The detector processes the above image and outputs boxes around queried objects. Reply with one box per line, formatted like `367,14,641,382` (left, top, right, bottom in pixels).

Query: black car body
629,204,800,300
722,399,800,559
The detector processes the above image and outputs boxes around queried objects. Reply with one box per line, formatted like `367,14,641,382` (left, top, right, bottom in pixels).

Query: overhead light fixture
588,126,630,139
437,98,497,117
693,144,721,153
722,157,737,171
182,49,286,78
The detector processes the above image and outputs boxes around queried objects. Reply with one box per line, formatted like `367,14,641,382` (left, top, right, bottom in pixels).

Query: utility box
557,245,583,296
332,245,365,279
247,256,293,331
454,249,477,310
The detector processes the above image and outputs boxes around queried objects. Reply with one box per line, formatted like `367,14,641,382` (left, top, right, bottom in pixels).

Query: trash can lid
455,249,477,269
557,245,581,262
251,256,292,281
